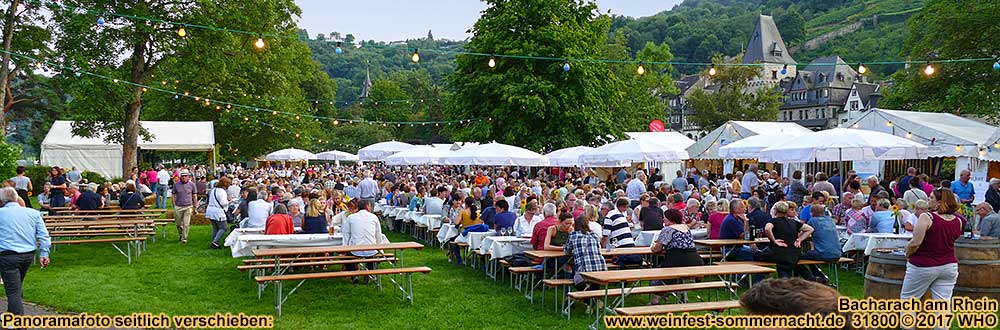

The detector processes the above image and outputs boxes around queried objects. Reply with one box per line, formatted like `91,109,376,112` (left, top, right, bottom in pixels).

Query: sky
294,0,684,42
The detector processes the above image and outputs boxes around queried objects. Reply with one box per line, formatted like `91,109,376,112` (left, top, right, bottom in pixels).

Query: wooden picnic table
252,241,424,257
693,238,770,247
46,219,155,228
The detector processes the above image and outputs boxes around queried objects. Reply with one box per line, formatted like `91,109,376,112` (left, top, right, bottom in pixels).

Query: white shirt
626,179,645,201
342,210,383,257
157,170,170,185
514,213,543,237
288,197,305,214
246,200,273,228
205,188,229,221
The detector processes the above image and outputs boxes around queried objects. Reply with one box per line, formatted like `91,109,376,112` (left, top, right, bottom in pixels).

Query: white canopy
624,132,696,150
266,148,317,161
759,128,928,163
357,141,414,161
315,150,359,162
842,108,999,159
545,146,593,167
40,120,215,178
686,121,813,159
385,145,453,166
718,132,811,160
579,139,689,166
439,142,549,166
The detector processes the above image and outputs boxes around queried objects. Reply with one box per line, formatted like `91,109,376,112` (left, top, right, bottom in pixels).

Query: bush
81,171,107,185
0,143,21,181
23,165,51,196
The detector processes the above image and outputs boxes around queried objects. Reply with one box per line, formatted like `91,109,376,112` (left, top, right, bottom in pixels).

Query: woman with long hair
206,177,231,248
302,196,329,234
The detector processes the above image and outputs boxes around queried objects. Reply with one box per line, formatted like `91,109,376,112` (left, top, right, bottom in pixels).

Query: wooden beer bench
46,219,154,264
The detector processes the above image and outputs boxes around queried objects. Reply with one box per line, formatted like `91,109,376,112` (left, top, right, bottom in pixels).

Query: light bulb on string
858,63,868,74
955,145,962,152
636,63,645,75
488,57,496,68
994,61,1000,71
74,72,81,77
335,42,343,54
410,49,420,63
886,121,893,127
272,111,277,115
708,64,717,77
923,62,935,76
562,62,570,72
96,16,105,27
906,132,913,139
333,120,339,125
177,27,187,38
780,64,788,75
254,36,266,49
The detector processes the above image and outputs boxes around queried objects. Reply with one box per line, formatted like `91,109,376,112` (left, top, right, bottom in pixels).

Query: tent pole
839,148,845,202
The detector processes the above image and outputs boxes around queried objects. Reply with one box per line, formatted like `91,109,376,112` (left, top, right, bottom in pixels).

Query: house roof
800,56,858,89
852,82,879,106
742,15,797,65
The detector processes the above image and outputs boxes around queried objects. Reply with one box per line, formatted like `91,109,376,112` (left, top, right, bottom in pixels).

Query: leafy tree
880,0,1000,117
447,0,653,151
773,8,805,42
0,0,50,137
687,55,783,129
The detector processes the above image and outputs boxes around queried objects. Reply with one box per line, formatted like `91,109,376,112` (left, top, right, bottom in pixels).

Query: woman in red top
265,204,295,235
705,199,730,239
902,188,964,302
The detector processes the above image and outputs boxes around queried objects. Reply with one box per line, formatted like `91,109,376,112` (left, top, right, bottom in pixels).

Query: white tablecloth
836,225,848,242
417,215,443,229
633,228,708,247
408,211,423,221
437,224,460,246
457,231,495,251
374,203,387,214
480,236,531,259
842,232,912,255
225,232,343,258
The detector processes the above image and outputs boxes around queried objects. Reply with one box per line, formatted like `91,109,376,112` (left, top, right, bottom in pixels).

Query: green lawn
11,225,866,329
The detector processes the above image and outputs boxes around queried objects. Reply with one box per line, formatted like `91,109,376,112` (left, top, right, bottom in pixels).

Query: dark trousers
49,192,65,209
0,252,35,315
15,189,31,208
343,254,377,271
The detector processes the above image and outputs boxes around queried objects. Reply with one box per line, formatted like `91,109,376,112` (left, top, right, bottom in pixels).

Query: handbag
211,189,235,223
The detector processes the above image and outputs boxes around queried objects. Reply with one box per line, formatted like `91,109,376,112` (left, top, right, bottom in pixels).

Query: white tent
718,132,811,160
545,146,593,167
625,131,696,150
266,148,317,161
40,121,215,179
686,121,813,159
357,141,414,161
579,139,689,166
841,108,999,158
759,128,928,163
981,130,1000,162
385,145,453,166
315,150,359,162
439,142,549,166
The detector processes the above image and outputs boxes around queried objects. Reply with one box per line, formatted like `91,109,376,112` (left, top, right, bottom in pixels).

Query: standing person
811,173,837,197
787,170,807,205
671,171,687,194
951,169,975,207
358,171,379,205
0,187,51,316
902,188,964,311
171,169,198,244
828,169,842,197
740,165,759,199
896,167,917,197
626,173,646,209
47,167,67,209
156,166,171,209
10,166,32,209
206,177,231,249
66,166,83,184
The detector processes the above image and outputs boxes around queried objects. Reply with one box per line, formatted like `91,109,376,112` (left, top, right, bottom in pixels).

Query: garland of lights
2,50,487,127
33,0,1000,76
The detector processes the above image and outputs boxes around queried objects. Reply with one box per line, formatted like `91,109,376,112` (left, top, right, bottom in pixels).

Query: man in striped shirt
602,197,643,266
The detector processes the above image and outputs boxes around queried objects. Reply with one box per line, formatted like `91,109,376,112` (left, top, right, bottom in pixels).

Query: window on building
850,101,859,110
837,73,844,81
823,89,829,98
772,70,778,80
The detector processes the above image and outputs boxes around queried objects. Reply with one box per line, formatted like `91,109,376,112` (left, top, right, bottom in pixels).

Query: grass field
9,223,867,329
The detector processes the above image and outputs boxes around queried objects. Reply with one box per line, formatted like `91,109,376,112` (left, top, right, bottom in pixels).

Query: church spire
742,15,797,65
360,60,372,99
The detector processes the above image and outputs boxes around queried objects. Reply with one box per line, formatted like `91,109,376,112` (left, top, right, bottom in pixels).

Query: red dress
265,214,295,235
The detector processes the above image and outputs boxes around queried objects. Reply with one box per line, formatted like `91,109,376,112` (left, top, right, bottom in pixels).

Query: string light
955,145,962,152
708,64,717,76
858,63,868,74
254,36,266,49
923,62,935,76
335,42,343,55
562,62,570,72
96,16,105,27
780,64,788,75
994,60,1000,71
177,27,187,38
487,57,496,68
636,64,645,75
886,121,893,127
906,132,913,139
410,49,420,63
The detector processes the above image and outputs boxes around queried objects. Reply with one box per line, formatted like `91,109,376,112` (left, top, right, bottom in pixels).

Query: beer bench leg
110,242,132,264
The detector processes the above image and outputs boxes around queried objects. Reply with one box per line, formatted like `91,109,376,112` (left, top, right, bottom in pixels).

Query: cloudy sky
294,0,684,41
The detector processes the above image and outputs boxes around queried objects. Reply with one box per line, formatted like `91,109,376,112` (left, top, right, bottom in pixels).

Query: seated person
118,182,145,210
492,200,518,234
867,199,896,233
740,278,849,330
638,197,664,231
514,201,543,237
719,199,753,261
245,192,273,228
74,183,104,211
37,183,51,211
760,201,815,280
564,213,606,292
264,204,295,235
801,204,842,283
302,196,330,234
342,199,384,273
544,212,575,251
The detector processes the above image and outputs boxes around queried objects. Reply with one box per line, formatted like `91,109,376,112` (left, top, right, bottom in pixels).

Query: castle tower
743,15,797,85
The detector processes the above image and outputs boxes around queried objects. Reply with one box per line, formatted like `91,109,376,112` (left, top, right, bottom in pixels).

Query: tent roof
686,121,813,159
841,108,998,158
624,132,696,149
41,121,215,151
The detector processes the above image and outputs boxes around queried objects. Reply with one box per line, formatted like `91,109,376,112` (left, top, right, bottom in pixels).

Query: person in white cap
171,169,198,243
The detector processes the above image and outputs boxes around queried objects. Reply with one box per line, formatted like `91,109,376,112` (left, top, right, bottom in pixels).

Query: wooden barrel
865,251,913,299
954,238,1000,299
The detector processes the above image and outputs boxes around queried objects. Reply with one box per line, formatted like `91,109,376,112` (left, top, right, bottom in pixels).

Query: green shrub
81,171,107,185
0,143,21,181
23,165,50,196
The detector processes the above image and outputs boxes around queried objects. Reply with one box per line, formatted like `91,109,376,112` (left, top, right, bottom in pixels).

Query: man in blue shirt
492,200,518,234
951,169,975,206
480,205,497,229
801,205,842,284
868,199,897,233
799,192,827,222
0,187,52,315
719,200,754,261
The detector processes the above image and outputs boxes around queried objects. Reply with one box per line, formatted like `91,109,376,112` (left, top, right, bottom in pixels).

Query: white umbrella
357,141,414,161
440,142,549,166
315,150,359,162
718,133,810,161
385,145,452,166
758,128,928,163
265,148,317,161
545,146,593,167
579,139,689,166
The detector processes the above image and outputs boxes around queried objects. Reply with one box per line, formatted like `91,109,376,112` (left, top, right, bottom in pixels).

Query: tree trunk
0,0,21,140
123,39,147,178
